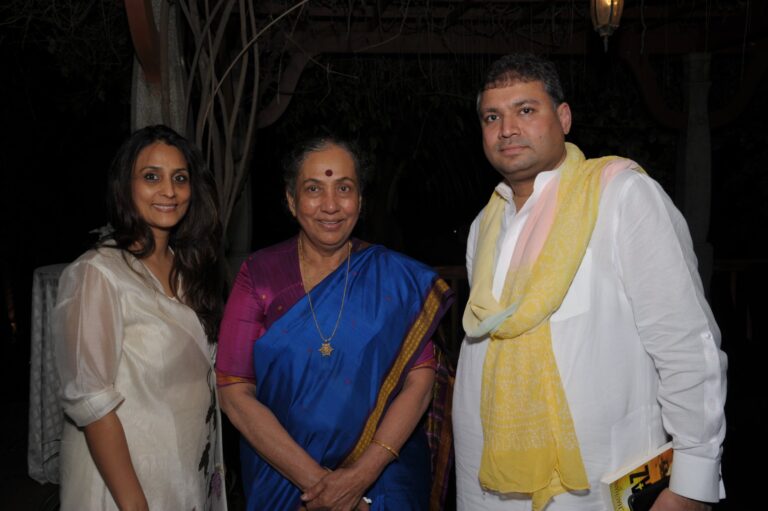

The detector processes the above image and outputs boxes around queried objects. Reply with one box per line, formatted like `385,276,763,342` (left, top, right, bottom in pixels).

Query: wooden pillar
678,53,713,292
226,176,252,281
128,0,185,132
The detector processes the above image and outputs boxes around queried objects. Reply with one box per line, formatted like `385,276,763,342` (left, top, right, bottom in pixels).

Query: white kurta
453,164,727,510
53,247,226,511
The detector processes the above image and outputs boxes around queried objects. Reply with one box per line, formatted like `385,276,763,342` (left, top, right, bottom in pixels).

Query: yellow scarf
463,143,631,509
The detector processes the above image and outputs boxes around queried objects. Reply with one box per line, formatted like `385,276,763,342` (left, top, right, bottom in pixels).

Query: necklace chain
298,237,352,356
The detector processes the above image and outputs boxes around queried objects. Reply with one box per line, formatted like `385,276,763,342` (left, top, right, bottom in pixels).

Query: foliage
0,0,132,112
259,54,497,263
261,51,687,263
564,55,678,193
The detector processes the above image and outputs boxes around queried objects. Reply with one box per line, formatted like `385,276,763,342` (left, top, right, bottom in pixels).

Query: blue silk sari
240,244,452,510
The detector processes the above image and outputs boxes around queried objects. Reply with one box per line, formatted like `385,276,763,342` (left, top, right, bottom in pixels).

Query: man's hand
650,489,712,511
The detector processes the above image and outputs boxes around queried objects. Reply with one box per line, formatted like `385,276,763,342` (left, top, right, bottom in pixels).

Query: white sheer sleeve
53,259,125,427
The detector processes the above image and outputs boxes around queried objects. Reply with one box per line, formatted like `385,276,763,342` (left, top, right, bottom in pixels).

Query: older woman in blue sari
216,136,454,510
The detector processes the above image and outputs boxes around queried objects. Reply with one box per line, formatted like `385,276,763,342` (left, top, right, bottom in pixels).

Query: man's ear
557,102,572,135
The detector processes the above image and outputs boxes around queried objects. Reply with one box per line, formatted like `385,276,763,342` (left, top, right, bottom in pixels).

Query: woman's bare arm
219,382,330,491
84,411,148,511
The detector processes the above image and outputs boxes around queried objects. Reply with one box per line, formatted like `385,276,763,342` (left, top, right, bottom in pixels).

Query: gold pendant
319,341,334,357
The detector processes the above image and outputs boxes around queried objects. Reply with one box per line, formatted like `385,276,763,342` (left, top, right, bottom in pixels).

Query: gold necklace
298,237,352,357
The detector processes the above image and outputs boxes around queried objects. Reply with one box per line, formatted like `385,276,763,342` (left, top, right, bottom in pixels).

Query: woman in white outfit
54,125,227,511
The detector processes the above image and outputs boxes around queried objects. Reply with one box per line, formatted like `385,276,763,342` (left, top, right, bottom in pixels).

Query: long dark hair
103,124,223,342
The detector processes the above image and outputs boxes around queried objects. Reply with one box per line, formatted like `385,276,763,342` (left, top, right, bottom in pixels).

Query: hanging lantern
591,0,624,51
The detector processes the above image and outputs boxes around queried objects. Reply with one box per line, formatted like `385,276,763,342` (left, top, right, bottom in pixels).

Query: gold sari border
429,371,455,510
215,370,255,388
342,278,451,465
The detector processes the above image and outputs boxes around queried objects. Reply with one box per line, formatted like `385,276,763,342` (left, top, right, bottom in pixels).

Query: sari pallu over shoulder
241,244,454,510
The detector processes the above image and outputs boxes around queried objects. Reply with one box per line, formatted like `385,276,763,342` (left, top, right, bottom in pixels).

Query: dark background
2,1,766,509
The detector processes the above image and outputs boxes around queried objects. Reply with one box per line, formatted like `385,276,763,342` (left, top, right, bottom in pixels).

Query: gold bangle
371,439,399,459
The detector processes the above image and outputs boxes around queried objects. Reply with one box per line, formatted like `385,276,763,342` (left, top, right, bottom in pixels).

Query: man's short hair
478,53,565,110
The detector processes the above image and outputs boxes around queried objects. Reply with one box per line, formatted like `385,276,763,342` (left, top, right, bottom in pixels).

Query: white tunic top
453,165,726,510
54,247,226,511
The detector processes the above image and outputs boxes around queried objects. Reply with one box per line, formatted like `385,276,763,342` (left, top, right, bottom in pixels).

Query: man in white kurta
453,53,726,510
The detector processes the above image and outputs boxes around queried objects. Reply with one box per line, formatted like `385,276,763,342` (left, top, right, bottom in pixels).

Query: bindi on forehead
325,169,333,176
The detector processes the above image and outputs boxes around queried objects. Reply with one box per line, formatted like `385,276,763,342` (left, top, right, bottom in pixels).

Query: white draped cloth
28,263,67,484
53,247,226,511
